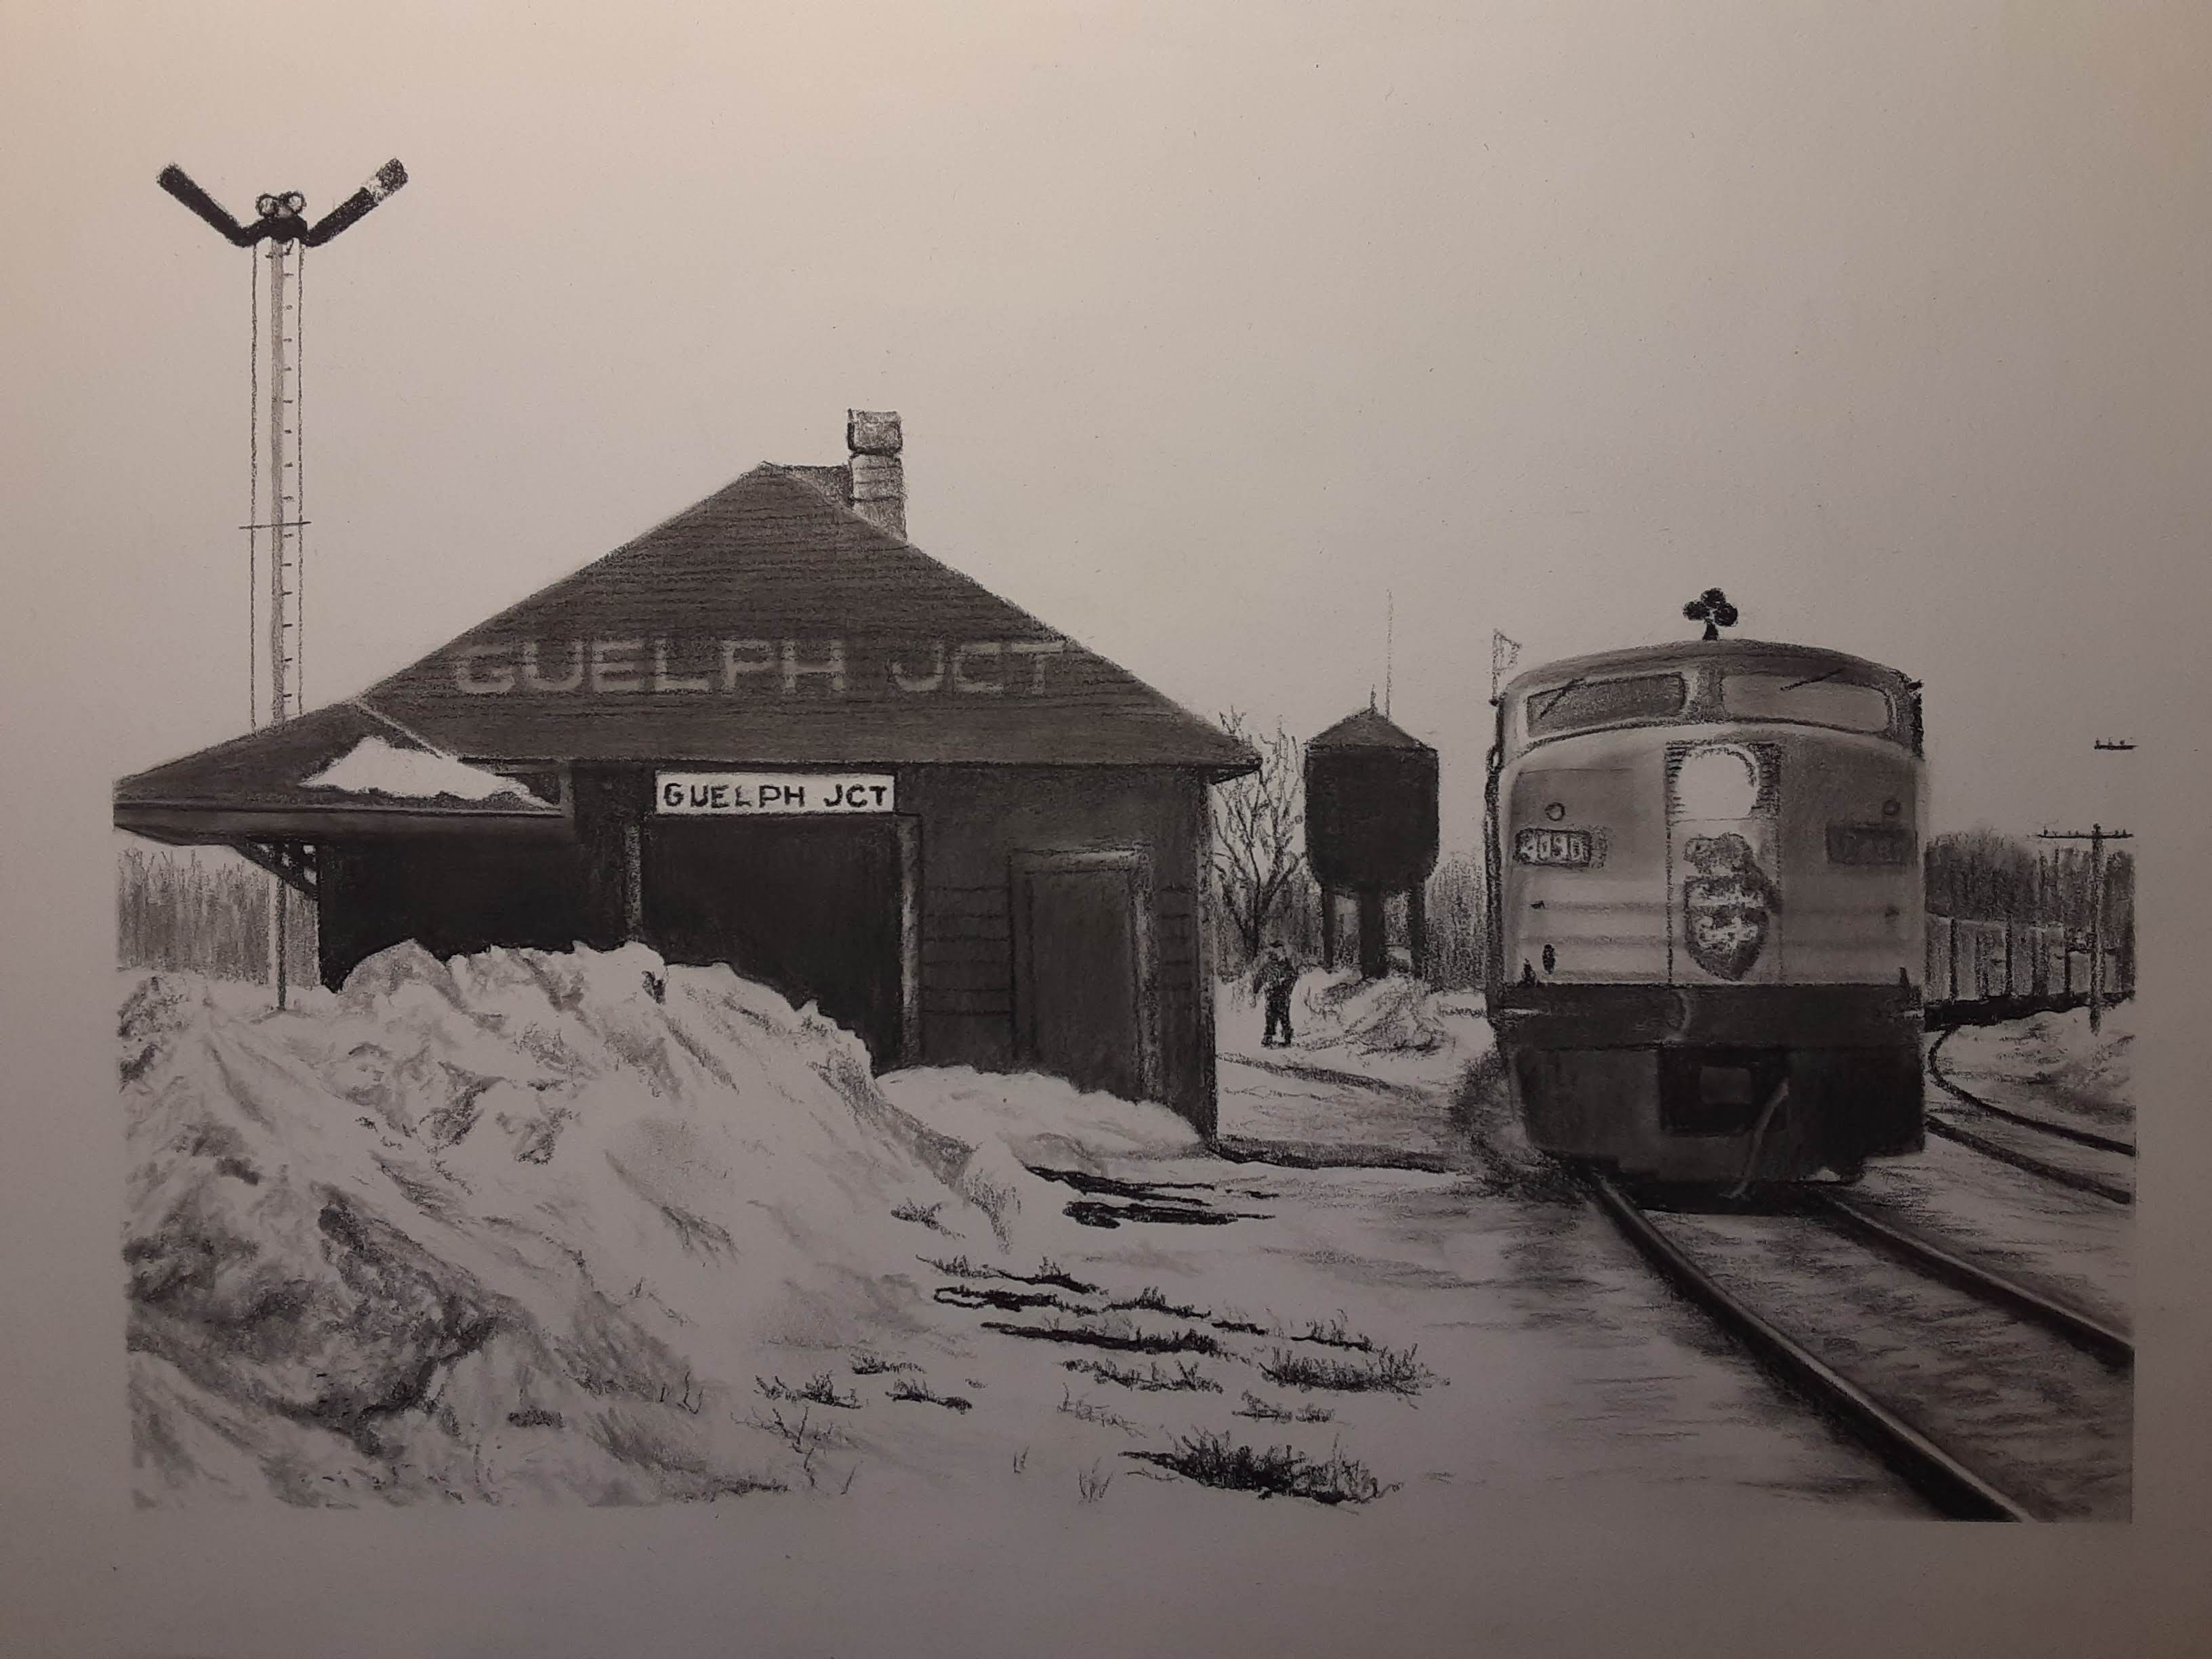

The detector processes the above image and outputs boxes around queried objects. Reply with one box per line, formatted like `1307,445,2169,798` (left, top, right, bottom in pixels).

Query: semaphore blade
157,164,258,246
304,159,409,247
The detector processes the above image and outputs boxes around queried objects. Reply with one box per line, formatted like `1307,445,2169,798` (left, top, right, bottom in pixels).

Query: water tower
1305,708,1439,979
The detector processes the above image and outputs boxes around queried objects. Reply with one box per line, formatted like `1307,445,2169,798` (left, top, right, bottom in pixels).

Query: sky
5,1,2206,853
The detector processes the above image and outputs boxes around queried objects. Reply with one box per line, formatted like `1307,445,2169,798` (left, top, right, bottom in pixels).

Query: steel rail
1927,1029,2135,1158
1923,1114,2133,1206
1803,1189,2133,1369
1580,1170,2036,1521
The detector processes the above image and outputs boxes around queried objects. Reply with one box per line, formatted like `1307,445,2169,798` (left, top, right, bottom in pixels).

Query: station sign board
655,771,895,816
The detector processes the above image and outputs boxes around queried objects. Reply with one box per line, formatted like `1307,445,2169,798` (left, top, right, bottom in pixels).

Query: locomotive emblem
1681,832,1779,981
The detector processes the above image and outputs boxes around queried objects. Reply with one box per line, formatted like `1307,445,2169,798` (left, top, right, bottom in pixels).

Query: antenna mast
1385,590,1394,719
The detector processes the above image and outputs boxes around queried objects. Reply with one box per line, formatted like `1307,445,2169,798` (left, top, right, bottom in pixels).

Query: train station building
114,412,1256,1131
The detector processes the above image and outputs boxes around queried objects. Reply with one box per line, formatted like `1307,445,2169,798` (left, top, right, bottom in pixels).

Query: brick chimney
846,409,905,539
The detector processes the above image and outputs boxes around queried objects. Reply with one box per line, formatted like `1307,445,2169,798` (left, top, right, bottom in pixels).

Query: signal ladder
248,239,310,1002
254,239,308,726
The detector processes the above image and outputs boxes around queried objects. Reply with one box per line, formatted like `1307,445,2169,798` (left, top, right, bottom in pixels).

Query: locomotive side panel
1774,731,1924,987
1500,731,1670,985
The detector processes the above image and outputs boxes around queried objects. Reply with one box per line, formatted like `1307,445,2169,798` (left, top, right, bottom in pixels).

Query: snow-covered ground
123,949,1925,1517
1854,1134,2133,1336
1839,1008,2138,1334
1214,972,1495,1166
1938,1004,2135,1139
1216,969,1488,1093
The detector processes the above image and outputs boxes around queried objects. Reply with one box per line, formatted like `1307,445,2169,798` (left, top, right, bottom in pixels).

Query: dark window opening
643,819,903,1063
1723,671,1896,736
1523,672,1687,740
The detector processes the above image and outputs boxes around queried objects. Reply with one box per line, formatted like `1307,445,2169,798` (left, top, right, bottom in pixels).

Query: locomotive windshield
1723,669,1893,735
1522,672,1687,739
1507,652,1917,752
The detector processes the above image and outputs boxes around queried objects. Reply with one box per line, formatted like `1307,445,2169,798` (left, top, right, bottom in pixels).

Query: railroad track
1925,1031,2133,1206
1581,1170,2131,1521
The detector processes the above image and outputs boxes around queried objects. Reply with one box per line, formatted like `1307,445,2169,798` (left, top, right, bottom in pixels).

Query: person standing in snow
1252,939,1299,1048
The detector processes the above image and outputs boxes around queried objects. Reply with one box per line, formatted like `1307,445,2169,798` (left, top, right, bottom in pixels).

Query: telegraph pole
2036,822,2133,1033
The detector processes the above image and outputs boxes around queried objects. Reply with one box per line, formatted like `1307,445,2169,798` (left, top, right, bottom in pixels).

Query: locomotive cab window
1723,670,1894,736
1521,672,1687,741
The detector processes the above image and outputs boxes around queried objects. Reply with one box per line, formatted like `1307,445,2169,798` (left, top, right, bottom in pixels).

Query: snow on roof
300,736,548,804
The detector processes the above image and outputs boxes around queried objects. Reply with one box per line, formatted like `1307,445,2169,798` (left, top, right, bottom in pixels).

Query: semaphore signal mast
157,157,408,1002
158,159,407,729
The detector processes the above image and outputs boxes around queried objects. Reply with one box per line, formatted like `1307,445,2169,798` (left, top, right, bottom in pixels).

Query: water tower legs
1357,890,1388,981
1338,884,1426,981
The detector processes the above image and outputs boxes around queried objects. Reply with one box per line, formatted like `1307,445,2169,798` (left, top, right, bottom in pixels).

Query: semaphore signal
157,157,409,1004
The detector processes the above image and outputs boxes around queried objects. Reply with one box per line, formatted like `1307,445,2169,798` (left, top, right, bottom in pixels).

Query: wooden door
1015,852,1155,1101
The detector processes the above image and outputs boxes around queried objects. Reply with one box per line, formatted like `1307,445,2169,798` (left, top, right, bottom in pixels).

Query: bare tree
1210,711,1307,968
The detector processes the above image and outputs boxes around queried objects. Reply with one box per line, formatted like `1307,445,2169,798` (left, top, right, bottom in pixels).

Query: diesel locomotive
1483,638,1926,1185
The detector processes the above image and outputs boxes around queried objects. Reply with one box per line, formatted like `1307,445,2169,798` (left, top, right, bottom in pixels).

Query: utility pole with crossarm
2035,822,2133,1033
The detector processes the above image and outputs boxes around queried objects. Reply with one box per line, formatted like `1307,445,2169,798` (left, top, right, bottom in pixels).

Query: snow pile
1216,971,1494,1094
121,943,1019,1507
878,1067,1204,1178
1944,1004,2134,1126
1298,972,1453,1057
301,735,546,804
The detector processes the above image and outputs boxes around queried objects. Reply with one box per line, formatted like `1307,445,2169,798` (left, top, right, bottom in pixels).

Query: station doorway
1013,851,1157,1101
644,818,907,1062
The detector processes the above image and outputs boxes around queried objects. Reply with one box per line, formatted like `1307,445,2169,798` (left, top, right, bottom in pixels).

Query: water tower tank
1305,708,1440,893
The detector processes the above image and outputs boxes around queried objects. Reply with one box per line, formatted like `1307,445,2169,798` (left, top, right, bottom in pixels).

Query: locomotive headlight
1673,743,1761,820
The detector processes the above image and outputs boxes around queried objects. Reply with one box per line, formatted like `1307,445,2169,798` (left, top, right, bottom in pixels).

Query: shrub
1259,1344,1434,1397
887,1377,972,1412
1124,1431,1394,1504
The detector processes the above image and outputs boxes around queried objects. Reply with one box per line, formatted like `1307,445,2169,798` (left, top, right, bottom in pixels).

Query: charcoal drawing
114,388,2137,1517
15,12,2194,1648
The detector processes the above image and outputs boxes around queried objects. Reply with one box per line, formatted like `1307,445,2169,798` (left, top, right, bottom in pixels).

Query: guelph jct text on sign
655,772,897,816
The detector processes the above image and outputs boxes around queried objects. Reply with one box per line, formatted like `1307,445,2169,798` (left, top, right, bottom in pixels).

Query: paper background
4,3,2208,1651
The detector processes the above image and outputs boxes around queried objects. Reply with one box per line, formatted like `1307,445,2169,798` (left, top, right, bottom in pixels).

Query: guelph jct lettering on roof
115,412,1256,1134
352,458,1251,769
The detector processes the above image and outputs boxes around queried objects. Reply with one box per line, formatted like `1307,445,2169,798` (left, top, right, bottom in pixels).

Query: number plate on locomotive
1825,821,1913,866
1515,827,1594,867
